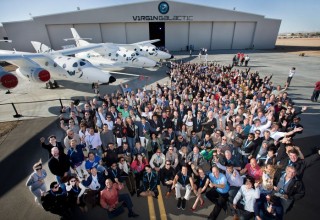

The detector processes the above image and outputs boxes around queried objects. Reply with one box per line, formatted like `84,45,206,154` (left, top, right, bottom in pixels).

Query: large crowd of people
26,58,320,220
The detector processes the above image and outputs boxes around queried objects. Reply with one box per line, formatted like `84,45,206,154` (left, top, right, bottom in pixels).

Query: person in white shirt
233,177,260,220
85,127,102,157
286,67,296,87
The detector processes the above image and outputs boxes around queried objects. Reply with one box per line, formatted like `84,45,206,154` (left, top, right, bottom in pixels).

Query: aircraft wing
117,39,160,47
0,50,46,67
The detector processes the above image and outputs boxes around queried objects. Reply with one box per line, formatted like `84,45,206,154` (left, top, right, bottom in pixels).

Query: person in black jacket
276,148,320,179
273,165,305,213
41,181,72,220
239,133,256,167
160,160,176,198
48,147,71,192
40,135,64,159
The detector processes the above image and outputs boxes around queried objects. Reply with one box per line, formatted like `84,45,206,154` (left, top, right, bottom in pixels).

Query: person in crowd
311,80,320,102
172,166,195,210
191,167,210,211
206,166,230,220
64,129,81,152
85,127,102,157
165,145,179,169
100,123,115,151
159,160,176,198
255,194,283,220
273,166,305,213
40,135,64,158
106,162,123,184
66,176,87,213
233,177,260,220
137,165,159,199
286,67,296,87
146,133,163,159
103,142,119,168
100,179,139,218
48,147,71,192
85,152,105,173
26,160,47,205
131,153,149,191
82,167,107,207
41,181,72,220
67,139,88,179
118,156,136,196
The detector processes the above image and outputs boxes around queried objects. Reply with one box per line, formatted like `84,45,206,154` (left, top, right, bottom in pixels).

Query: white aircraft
117,39,173,61
0,42,116,90
66,28,158,69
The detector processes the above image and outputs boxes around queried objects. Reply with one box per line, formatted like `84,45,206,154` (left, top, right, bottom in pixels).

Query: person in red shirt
240,158,263,181
311,81,320,102
100,179,139,218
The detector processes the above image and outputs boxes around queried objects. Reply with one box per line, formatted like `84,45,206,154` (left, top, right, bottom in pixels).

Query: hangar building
0,0,281,52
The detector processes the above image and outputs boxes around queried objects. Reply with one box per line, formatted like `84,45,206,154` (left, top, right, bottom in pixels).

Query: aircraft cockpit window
136,53,139,56
81,59,86,61
116,53,119,57
62,64,66,69
72,62,78,67
152,48,155,51
80,61,86,66
134,48,137,51
108,53,111,56
140,49,143,51
146,49,149,52
53,63,58,67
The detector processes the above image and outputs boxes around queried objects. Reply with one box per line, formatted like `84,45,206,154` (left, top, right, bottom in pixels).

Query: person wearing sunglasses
26,160,47,205
66,176,87,213
41,181,71,219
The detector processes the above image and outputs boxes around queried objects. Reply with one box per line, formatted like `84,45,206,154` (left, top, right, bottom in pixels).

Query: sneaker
181,198,186,210
177,198,182,209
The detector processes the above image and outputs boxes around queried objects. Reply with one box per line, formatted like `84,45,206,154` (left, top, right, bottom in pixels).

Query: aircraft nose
170,55,174,59
109,76,116,84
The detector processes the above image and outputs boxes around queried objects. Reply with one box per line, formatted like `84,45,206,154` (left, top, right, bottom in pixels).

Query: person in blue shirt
85,152,105,173
67,139,89,179
206,166,230,220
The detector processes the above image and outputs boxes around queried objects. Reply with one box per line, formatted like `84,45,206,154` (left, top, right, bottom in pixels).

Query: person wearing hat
26,160,47,205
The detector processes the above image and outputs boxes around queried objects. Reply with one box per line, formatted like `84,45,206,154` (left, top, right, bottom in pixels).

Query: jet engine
16,67,51,83
0,69,19,90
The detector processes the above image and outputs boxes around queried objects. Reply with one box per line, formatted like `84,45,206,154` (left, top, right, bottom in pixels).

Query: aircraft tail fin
31,41,54,53
64,28,91,47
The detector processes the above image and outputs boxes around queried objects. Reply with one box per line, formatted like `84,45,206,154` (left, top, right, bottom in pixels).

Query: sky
0,0,319,33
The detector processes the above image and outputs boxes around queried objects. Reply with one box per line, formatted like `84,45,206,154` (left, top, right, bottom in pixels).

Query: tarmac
0,50,320,220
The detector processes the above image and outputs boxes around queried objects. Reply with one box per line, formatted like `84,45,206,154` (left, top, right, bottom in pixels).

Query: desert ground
275,37,320,56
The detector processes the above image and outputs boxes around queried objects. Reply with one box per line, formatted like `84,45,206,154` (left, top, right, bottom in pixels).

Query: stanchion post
59,98,63,108
11,103,22,118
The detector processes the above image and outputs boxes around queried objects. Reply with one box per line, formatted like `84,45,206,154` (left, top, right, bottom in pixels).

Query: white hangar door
189,22,212,50
47,24,73,50
211,22,234,50
101,23,126,44
73,24,102,43
125,23,149,44
165,22,189,51
232,22,256,49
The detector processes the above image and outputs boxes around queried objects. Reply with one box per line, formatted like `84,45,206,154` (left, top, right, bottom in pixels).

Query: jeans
206,189,229,220
127,137,135,153
119,193,134,212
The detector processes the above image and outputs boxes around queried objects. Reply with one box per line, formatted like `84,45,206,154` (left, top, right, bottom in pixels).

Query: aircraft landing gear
5,90,11,94
46,80,59,89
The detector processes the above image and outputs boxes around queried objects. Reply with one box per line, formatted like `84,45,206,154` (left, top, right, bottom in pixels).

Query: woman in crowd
66,176,87,213
191,167,210,211
131,153,149,190
26,160,47,205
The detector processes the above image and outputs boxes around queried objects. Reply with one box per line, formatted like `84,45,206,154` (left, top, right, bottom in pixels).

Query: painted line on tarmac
148,194,157,220
157,185,168,220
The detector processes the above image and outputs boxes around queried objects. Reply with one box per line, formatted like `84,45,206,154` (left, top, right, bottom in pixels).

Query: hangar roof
3,0,280,25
